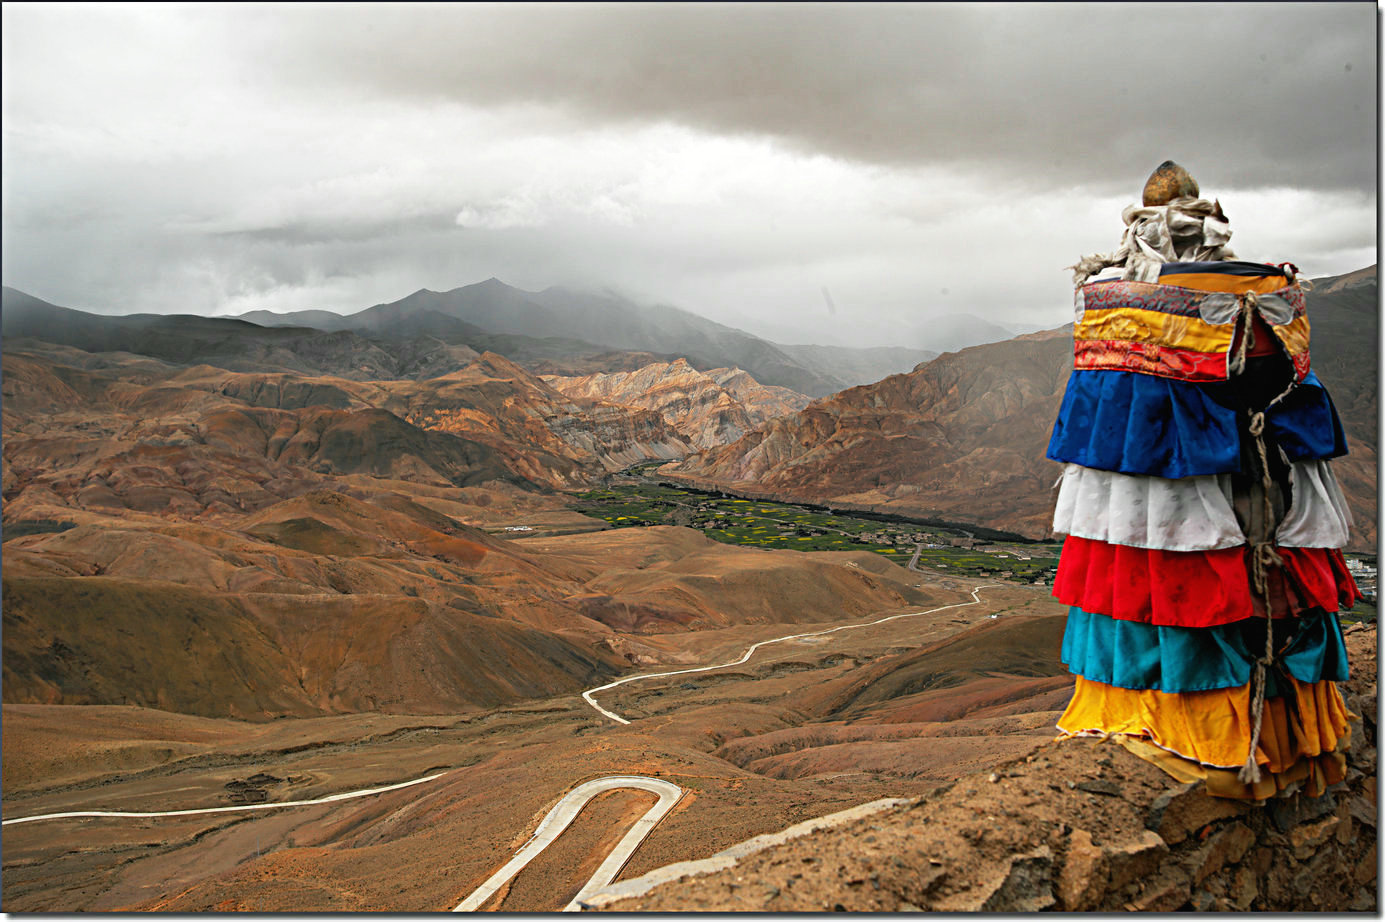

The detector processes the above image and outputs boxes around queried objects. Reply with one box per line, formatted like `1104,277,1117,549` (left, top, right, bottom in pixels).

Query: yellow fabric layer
1110,735,1348,801
1075,306,1233,353
1158,272,1293,294
1074,307,1309,360
1270,314,1310,356
1056,675,1350,771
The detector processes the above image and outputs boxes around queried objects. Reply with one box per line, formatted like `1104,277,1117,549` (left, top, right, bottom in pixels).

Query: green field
571,482,1379,612
570,483,1062,583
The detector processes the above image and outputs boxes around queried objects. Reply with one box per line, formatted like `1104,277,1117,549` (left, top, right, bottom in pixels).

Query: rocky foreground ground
590,624,1378,913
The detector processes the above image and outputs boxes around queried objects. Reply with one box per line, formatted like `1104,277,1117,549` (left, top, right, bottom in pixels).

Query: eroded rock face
542,359,810,451
1,349,694,514
592,626,1379,913
666,329,1076,539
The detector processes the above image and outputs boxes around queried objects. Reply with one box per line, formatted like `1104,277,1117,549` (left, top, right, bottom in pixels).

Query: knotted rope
1228,292,1260,377
1237,402,1293,785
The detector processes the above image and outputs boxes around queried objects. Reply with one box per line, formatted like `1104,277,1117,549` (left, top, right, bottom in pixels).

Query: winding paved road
452,775,683,912
1,770,452,827
582,584,990,724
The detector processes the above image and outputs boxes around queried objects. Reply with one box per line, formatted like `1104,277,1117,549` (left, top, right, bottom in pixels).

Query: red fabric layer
1279,546,1362,614
1053,536,1359,628
1073,339,1229,383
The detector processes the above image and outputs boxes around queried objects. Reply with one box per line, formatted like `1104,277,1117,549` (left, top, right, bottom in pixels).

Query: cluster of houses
1346,557,1378,605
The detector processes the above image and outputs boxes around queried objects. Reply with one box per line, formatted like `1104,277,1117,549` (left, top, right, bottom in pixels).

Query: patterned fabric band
1073,304,1309,382
1072,261,1308,383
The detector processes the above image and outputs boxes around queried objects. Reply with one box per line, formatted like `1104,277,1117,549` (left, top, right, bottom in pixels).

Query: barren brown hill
666,327,1074,538
1,574,622,717
1,484,630,717
542,359,810,450
162,353,692,483
2,347,696,534
666,266,1377,549
365,352,692,475
515,526,932,640
708,367,813,422
700,607,1071,786
800,613,1070,722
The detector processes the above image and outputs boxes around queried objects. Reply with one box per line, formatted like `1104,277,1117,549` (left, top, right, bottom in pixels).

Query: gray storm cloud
262,2,1377,194
0,3,1377,346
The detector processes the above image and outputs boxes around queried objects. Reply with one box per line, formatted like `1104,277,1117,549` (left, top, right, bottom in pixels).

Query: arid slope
543,359,810,450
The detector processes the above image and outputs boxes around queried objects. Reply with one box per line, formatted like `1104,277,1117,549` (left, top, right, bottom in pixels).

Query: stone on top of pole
1141,160,1200,206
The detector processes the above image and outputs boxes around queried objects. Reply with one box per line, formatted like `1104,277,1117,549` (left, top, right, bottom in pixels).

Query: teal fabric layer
1060,605,1349,693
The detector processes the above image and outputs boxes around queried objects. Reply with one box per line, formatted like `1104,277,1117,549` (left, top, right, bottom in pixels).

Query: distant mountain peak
467,350,544,383
1315,264,1377,293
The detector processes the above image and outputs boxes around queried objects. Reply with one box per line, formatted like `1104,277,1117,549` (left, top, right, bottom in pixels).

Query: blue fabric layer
1265,370,1349,462
1060,606,1349,694
1160,260,1287,279
1047,370,1347,477
1047,370,1241,477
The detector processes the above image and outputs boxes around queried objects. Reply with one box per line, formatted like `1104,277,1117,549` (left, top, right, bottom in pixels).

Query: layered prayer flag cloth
1047,260,1359,799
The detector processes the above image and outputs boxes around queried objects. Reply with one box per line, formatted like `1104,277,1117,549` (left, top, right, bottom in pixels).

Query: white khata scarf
1069,196,1236,287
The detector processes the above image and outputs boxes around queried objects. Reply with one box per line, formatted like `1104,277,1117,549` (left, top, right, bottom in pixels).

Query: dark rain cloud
262,2,1377,194
0,3,1376,339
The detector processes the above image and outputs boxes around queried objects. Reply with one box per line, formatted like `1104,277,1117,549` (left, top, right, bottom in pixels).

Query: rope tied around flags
1238,405,1293,785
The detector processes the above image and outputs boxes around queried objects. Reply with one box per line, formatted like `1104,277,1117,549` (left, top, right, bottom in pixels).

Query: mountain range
2,334,943,719
5,281,945,397
231,279,947,395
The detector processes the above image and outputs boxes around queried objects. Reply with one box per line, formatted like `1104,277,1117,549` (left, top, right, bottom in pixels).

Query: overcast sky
2,3,1377,349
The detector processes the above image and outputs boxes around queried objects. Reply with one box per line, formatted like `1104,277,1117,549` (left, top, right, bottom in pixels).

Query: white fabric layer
1052,461,1352,551
1276,460,1353,549
1052,464,1243,551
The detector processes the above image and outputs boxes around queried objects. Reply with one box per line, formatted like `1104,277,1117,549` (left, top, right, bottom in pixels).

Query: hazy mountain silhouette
0,287,609,382
909,312,1018,354
232,279,946,396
